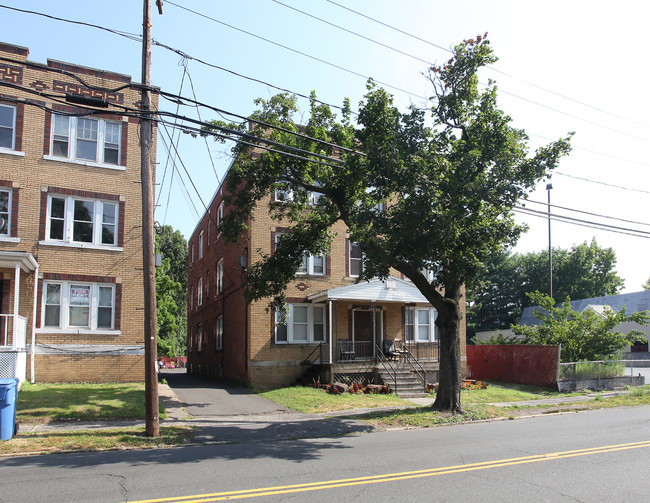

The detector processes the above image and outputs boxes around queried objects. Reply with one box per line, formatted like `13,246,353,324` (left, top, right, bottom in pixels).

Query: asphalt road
2,405,649,502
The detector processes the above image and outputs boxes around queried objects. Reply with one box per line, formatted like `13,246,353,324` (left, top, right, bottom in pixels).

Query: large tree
155,225,188,357
468,239,624,335
217,37,572,412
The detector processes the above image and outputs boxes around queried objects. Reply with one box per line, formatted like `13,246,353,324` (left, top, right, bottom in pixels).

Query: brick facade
187,156,467,390
0,42,156,382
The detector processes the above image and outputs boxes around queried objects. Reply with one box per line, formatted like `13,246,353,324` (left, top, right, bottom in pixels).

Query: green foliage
476,333,526,345
512,292,648,362
468,239,624,334
155,225,188,357
643,277,650,290
219,37,572,412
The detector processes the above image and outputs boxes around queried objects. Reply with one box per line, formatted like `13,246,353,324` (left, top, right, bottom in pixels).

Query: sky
2,0,649,293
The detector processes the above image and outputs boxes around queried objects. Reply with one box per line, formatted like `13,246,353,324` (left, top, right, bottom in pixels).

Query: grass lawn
15,382,166,423
0,426,194,456
259,386,411,413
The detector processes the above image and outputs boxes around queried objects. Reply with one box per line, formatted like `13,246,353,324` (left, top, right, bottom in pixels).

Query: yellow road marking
126,440,650,503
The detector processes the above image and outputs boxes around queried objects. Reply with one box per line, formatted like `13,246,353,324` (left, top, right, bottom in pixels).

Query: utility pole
141,0,159,437
546,182,553,299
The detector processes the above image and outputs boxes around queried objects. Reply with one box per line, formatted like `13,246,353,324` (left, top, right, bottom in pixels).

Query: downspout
30,266,39,384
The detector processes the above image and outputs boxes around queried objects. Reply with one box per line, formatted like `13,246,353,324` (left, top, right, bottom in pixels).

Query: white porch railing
0,314,27,350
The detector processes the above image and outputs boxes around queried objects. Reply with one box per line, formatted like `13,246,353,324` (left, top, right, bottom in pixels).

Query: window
46,195,118,247
216,202,223,238
197,323,203,352
405,307,438,342
276,304,326,344
190,285,194,311
215,315,223,350
276,233,325,276
49,114,122,166
0,104,16,151
198,231,204,260
191,244,194,266
197,277,203,306
274,184,293,202
298,252,325,275
349,242,363,277
0,189,10,236
216,260,223,295
189,327,193,352
205,273,210,301
42,281,115,330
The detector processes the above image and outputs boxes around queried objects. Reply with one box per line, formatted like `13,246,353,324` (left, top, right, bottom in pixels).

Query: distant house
0,42,155,383
518,290,650,353
186,143,466,390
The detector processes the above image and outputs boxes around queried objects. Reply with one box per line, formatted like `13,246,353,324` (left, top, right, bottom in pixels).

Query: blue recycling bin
0,378,19,441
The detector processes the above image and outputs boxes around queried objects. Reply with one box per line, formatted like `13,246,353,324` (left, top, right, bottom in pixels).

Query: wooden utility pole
141,0,159,437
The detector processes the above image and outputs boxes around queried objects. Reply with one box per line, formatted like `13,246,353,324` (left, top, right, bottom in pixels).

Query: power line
164,0,427,100
553,171,650,195
524,199,650,227
324,0,650,130
514,206,650,239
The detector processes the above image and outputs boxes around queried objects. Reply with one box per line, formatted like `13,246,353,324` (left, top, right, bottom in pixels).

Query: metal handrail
375,344,397,392
303,343,325,365
402,344,427,391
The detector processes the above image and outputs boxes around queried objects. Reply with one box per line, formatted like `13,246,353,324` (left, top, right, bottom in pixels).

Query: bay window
276,304,326,344
43,281,115,330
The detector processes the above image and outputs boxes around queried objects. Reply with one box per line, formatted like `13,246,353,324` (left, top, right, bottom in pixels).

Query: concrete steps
377,367,428,398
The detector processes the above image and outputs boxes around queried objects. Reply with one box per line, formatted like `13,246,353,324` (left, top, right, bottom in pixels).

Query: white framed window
298,252,325,276
349,242,363,277
197,277,203,306
198,231,204,260
42,281,115,331
276,304,326,344
215,315,223,350
197,323,203,352
0,104,16,151
0,188,11,236
276,233,325,276
405,307,438,342
216,260,224,295
274,184,293,202
216,202,223,238
45,195,118,247
49,114,121,166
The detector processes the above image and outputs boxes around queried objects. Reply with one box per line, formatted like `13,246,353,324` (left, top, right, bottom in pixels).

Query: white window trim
276,233,325,276
349,241,364,278
215,315,223,351
45,114,123,169
37,281,118,334
197,277,203,306
216,260,224,295
216,202,223,239
198,231,204,260
0,103,17,152
0,187,12,237
275,304,326,344
197,323,203,352
42,194,120,250
405,306,438,342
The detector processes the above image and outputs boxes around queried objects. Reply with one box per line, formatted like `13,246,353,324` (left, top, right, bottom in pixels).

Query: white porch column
328,299,333,364
13,263,20,349
31,266,39,384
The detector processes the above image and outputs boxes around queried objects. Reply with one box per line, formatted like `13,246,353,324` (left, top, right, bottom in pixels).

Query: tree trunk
432,290,463,413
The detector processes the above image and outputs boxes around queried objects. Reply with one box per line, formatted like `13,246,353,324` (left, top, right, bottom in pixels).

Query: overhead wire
523,199,650,227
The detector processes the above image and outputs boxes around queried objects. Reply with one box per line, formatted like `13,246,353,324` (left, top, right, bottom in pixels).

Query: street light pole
546,183,553,298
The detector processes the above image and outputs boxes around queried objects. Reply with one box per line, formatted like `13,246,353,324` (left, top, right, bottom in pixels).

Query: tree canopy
215,36,572,412
511,292,647,362
155,225,188,357
468,239,624,335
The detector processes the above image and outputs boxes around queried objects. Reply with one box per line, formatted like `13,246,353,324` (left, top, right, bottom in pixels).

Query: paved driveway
160,369,289,417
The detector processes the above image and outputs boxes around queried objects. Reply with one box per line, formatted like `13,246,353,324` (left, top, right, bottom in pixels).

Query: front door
353,309,382,358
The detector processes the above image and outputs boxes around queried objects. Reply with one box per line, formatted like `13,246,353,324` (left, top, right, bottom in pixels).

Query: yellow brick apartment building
0,42,155,383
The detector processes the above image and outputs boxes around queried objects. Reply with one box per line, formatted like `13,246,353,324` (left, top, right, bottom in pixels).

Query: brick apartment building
187,150,466,391
0,42,155,383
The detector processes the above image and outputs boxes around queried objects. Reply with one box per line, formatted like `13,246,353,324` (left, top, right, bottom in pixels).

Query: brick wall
0,42,155,383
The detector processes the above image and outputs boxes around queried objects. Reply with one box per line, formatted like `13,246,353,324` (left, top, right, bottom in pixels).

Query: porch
0,251,39,383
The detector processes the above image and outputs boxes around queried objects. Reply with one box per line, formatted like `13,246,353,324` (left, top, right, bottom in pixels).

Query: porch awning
307,276,431,304
0,251,39,272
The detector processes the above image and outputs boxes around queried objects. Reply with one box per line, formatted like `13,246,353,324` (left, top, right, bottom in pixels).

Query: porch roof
308,276,430,304
0,251,39,272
